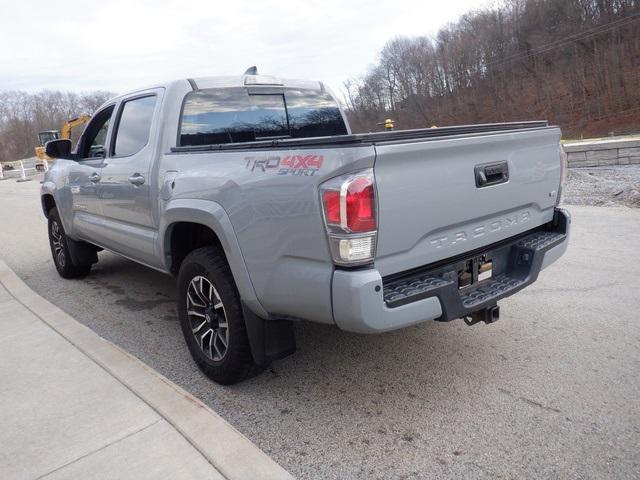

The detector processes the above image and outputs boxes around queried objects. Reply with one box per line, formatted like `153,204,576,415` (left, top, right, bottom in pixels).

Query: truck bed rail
170,121,550,153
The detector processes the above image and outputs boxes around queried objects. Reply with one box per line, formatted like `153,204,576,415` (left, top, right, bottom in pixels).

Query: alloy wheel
51,220,66,268
186,275,229,362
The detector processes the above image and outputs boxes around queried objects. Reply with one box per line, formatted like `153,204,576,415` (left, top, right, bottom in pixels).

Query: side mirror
45,139,72,159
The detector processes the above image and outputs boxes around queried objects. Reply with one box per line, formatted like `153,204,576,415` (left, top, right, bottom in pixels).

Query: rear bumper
332,208,570,333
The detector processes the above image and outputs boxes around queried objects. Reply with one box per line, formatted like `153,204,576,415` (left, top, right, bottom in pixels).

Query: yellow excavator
35,115,91,169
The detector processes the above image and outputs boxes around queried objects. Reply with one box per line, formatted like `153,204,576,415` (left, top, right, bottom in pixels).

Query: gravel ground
563,165,640,207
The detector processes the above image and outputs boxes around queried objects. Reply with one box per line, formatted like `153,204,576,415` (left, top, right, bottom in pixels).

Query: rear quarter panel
160,145,375,324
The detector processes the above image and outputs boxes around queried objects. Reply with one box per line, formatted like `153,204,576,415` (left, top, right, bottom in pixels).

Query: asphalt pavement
1,175,639,479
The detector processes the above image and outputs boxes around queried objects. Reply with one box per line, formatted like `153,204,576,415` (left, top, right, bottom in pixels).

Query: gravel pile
562,165,640,208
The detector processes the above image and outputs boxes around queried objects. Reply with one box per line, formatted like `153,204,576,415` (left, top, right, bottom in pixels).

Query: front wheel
48,208,92,278
177,246,254,385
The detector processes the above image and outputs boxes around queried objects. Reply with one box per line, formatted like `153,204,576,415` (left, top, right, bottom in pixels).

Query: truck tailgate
373,127,562,277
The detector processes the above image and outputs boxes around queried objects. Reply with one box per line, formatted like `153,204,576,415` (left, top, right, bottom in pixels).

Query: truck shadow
88,252,507,391
68,251,577,476
250,317,503,397
85,252,519,422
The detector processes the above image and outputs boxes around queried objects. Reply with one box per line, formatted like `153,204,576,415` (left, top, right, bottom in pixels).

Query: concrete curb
563,137,640,152
0,259,293,480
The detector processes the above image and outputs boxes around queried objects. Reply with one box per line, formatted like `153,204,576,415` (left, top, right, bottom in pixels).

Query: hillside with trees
1,1,638,161
343,0,640,138
0,90,113,161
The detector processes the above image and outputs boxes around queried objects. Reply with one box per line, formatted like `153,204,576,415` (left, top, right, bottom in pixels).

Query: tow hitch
464,305,500,326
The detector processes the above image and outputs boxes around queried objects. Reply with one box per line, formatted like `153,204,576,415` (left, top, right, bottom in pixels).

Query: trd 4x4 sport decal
245,154,324,176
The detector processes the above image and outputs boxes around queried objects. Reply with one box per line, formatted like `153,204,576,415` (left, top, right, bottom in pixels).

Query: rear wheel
48,208,92,278
177,246,254,385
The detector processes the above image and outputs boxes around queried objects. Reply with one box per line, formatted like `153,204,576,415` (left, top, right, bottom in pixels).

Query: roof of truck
98,74,328,112
189,75,323,91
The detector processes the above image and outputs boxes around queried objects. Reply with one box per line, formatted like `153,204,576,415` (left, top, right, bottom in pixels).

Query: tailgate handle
475,161,509,188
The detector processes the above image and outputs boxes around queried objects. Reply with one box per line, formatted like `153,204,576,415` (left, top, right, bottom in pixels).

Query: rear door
373,127,562,277
67,105,114,243
97,90,161,267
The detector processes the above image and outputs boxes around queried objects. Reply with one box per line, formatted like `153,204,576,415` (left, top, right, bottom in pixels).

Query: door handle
475,161,509,188
89,172,101,183
128,173,145,186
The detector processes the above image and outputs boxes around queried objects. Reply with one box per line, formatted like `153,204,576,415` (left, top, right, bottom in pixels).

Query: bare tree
345,0,640,138
0,90,116,161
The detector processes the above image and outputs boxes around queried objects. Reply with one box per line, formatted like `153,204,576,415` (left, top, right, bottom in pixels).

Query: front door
97,92,160,267
67,105,114,243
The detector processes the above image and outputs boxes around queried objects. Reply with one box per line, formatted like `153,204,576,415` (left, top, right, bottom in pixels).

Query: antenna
243,66,258,75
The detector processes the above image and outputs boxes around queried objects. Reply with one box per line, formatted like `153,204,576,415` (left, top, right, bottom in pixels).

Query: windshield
38,131,59,146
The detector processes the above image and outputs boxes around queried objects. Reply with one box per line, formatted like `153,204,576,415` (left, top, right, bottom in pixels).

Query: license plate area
458,255,493,290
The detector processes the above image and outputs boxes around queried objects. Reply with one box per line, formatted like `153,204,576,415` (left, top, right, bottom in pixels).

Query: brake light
346,177,376,232
320,169,377,266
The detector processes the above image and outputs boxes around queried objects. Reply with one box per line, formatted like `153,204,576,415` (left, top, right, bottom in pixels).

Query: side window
92,122,109,152
285,89,348,138
180,88,288,146
79,106,114,159
113,96,157,156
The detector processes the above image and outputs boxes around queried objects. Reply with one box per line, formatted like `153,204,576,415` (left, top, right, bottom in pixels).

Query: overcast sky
1,0,493,97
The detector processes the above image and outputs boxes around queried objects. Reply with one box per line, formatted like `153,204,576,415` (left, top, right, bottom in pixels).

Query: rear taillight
322,190,341,225
345,177,376,232
320,169,377,266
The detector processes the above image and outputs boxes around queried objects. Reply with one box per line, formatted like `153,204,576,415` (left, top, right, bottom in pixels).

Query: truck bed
164,118,563,326
170,120,562,280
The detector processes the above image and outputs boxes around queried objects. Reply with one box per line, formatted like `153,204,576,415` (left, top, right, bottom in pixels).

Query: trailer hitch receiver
464,305,500,326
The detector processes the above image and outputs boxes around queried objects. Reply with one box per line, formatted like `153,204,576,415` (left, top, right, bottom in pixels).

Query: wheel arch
160,199,268,319
41,193,56,218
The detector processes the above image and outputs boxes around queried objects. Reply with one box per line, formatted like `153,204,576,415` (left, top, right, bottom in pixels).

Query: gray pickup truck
41,70,570,384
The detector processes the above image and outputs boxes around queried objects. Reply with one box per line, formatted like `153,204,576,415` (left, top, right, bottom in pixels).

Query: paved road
1,176,639,479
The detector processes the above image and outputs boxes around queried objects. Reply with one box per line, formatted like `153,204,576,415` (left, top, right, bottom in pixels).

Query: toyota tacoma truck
41,70,570,384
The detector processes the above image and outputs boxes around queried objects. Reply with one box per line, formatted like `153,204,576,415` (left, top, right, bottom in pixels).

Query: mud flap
242,302,296,366
66,237,99,266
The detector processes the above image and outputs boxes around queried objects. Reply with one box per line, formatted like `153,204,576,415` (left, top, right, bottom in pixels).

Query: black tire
177,246,254,385
48,207,92,279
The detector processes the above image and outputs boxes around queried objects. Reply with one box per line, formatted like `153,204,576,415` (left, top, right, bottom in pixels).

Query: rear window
179,87,347,146
285,89,347,138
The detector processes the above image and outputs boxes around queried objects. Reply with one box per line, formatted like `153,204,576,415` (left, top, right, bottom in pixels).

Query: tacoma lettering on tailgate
429,211,531,249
